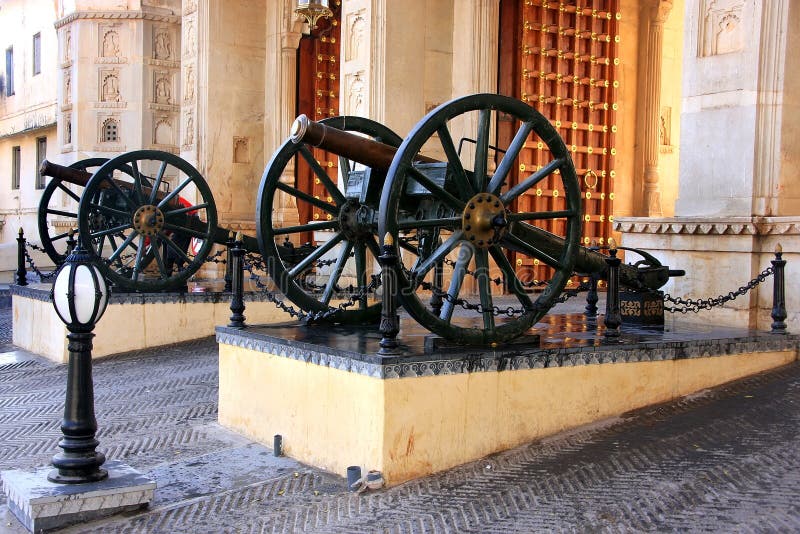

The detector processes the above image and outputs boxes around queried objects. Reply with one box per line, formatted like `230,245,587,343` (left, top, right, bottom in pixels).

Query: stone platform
216,314,798,486
11,283,291,363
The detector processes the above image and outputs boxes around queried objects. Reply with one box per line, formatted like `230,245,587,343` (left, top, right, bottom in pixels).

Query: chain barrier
22,242,58,281
662,265,775,314
241,253,381,322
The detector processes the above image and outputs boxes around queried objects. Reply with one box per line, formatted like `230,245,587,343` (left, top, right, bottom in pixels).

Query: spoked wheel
256,116,403,324
78,150,217,292
379,94,582,344
38,158,113,265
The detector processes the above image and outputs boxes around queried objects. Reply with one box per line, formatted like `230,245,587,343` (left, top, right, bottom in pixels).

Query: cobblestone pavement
0,304,799,532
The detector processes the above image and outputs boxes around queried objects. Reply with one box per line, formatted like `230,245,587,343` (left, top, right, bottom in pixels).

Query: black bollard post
66,228,77,256
585,275,599,318
378,234,401,354
585,241,599,318
224,231,234,293
228,233,246,328
771,244,787,334
16,228,28,286
604,239,622,338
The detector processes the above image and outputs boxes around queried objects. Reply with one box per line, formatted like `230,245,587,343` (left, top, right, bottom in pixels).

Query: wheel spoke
272,220,339,236
405,165,465,211
56,182,81,202
439,243,473,323
163,203,210,217
508,209,576,222
163,222,209,239
338,155,351,181
130,161,145,205
500,158,565,204
321,240,353,305
354,242,368,309
501,231,563,270
151,236,169,278
299,145,346,206
131,235,146,280
473,109,491,192
438,125,474,198
488,122,533,194
108,232,138,262
396,216,461,231
50,230,71,242
474,248,495,330
160,231,192,265
412,231,464,281
276,181,339,215
288,232,344,278
46,209,77,218
90,223,133,239
488,246,534,309
88,202,132,220
149,161,168,204
157,174,193,209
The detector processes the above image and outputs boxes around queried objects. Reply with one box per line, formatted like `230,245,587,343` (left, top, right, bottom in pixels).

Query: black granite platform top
10,282,275,305
216,315,799,379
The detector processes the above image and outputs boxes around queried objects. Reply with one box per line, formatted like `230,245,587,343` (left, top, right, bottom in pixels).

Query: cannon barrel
40,159,184,210
290,115,680,290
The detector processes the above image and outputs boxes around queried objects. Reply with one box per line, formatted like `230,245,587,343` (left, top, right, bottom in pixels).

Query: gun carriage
39,93,683,344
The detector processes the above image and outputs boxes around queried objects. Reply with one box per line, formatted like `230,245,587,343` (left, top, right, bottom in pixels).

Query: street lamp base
48,467,108,484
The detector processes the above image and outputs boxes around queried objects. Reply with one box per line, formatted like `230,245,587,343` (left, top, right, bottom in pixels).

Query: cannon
257,94,684,344
39,93,684,344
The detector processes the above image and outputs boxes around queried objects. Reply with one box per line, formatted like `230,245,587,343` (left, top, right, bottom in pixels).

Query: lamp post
48,245,109,484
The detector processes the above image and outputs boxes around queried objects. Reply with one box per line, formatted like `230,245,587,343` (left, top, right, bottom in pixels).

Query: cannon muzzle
40,160,93,187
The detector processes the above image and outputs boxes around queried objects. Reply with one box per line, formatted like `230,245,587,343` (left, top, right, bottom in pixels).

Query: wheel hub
132,205,165,237
462,193,508,249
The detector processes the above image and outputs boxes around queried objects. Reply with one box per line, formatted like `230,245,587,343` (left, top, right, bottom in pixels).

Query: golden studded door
502,0,620,287
297,4,342,242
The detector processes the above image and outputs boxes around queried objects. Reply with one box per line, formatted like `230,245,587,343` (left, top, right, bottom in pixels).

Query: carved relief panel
699,0,745,57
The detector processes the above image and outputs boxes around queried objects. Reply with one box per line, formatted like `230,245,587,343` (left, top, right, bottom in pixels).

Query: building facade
0,0,796,331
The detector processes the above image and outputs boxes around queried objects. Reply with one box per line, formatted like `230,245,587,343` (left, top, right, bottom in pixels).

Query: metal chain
22,242,58,280
241,255,380,322
663,265,775,314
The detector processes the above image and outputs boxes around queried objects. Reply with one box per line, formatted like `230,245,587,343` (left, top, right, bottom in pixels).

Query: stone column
638,0,673,217
265,0,304,228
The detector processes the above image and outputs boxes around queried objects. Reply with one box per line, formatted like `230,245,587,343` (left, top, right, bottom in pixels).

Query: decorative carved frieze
55,11,180,29
614,217,800,236
98,69,122,103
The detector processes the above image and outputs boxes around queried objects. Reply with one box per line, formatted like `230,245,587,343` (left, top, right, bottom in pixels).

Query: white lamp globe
52,249,109,330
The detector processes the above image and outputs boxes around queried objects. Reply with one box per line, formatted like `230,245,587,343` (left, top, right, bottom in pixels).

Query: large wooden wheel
78,150,217,292
379,93,582,344
256,116,402,324
38,158,112,265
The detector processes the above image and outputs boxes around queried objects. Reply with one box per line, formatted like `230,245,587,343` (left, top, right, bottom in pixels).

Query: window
33,33,41,75
35,137,46,189
5,47,13,96
11,147,20,190
103,119,118,142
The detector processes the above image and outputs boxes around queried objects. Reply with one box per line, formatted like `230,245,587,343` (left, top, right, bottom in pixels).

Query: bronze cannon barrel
39,159,184,210
289,115,677,290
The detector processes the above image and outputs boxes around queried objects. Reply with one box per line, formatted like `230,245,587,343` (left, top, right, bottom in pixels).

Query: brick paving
0,304,798,532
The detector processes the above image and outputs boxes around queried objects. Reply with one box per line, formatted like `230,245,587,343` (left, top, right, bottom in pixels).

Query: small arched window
102,119,118,142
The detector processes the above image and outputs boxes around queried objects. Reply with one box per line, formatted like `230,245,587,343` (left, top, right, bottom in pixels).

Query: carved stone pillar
266,0,304,229
638,0,672,217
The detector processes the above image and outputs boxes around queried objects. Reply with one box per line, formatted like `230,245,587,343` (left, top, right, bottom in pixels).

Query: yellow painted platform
216,317,799,486
12,284,291,363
